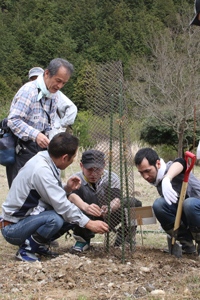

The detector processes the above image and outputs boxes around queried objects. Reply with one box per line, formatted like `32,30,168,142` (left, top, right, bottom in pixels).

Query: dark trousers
6,140,45,188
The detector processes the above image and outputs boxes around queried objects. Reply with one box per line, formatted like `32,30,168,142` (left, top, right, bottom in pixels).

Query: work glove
161,176,178,205
197,140,200,159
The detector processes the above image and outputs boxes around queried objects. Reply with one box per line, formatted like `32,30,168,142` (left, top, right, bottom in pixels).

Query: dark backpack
0,118,11,138
0,118,16,166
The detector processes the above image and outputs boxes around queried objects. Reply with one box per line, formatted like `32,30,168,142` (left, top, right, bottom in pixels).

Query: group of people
1,55,200,263
0,57,137,262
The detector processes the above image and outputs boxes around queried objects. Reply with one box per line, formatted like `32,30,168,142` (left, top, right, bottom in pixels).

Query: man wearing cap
28,67,77,137
6,58,74,188
67,149,135,253
190,0,200,26
28,67,44,81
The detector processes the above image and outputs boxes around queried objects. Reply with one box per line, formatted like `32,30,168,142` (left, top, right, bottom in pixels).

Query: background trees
0,0,199,157
126,9,200,157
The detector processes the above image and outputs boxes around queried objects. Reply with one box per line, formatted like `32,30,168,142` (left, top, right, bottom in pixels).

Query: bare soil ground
1,163,200,300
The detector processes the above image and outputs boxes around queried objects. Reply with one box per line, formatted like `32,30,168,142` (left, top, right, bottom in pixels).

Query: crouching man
0,133,109,262
134,147,200,255
68,150,138,253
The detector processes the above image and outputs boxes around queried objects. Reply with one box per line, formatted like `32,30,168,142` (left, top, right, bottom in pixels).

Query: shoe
70,241,90,253
15,248,40,262
182,243,196,254
50,240,59,248
35,245,59,257
164,243,196,255
16,236,59,262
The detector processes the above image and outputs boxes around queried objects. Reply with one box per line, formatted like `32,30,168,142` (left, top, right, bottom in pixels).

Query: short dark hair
46,58,74,77
48,132,79,159
134,148,160,167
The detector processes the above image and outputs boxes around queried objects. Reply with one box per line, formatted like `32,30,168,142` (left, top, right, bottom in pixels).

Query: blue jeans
153,197,200,228
1,210,75,246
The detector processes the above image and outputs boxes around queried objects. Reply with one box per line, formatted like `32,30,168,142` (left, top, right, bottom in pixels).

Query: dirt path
1,241,200,300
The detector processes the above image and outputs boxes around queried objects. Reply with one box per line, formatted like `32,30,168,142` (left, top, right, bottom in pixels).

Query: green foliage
152,0,177,27
141,118,178,149
140,117,200,154
73,111,95,148
0,75,15,120
0,75,13,99
154,144,178,162
73,111,124,149
0,97,11,121
0,0,197,114
129,119,143,142
73,62,89,110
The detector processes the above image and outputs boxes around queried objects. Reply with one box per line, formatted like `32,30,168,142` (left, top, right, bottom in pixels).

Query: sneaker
50,240,59,248
35,245,59,257
70,241,90,253
15,248,40,262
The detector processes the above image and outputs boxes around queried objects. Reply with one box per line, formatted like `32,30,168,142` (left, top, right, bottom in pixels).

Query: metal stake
106,94,114,252
119,83,125,263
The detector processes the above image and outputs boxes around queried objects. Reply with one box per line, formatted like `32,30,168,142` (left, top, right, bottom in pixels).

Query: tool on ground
167,151,196,258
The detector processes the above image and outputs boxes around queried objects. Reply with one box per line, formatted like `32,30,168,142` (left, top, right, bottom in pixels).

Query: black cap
190,0,200,26
81,150,105,169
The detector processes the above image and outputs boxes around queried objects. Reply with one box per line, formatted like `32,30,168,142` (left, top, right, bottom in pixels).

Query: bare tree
127,13,200,157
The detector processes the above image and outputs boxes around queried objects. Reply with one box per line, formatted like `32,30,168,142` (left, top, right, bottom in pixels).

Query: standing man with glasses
28,66,78,139
6,58,74,188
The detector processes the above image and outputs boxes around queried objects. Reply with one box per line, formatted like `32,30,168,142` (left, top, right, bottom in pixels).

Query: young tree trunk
177,133,184,158
177,120,185,158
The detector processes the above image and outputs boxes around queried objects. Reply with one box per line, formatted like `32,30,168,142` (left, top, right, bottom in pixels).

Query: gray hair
46,58,74,77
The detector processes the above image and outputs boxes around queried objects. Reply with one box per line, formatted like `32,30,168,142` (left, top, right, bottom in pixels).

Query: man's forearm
68,193,88,212
165,162,184,180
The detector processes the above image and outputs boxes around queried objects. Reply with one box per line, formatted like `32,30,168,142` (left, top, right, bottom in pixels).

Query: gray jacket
157,161,200,200
2,151,89,227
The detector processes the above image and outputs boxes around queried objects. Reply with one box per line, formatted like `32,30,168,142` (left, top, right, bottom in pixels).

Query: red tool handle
184,151,196,182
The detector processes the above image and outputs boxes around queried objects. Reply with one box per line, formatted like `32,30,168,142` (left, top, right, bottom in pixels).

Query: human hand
66,176,81,193
85,220,109,234
36,132,50,148
110,198,121,211
85,204,101,217
100,199,120,217
162,176,178,205
101,205,108,218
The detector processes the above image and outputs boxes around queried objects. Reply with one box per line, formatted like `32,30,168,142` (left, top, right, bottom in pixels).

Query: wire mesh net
85,60,137,261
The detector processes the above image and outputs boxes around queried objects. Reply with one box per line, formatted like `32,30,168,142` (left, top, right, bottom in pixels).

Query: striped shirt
7,80,58,141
